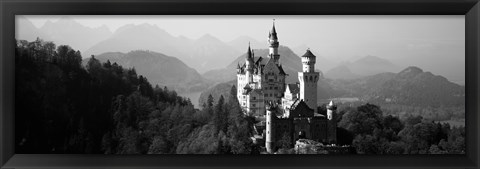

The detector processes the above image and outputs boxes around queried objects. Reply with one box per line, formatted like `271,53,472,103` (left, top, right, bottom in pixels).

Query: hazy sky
26,15,464,56
23,15,465,84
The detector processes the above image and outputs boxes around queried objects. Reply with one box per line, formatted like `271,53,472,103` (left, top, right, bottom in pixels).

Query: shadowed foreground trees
15,39,255,154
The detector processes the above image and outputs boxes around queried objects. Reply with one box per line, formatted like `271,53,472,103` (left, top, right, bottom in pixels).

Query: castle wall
292,117,312,141
274,118,293,148
310,118,328,142
246,91,265,116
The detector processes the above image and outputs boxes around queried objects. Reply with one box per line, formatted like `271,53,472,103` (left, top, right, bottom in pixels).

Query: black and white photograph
14,15,465,154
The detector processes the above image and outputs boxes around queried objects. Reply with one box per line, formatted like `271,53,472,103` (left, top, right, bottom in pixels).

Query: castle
236,21,337,153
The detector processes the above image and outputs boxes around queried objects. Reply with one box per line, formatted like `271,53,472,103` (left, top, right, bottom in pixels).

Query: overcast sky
26,16,464,57
23,15,465,84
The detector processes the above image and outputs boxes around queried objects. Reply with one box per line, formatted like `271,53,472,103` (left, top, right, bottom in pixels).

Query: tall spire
246,42,252,60
271,19,277,34
269,19,278,40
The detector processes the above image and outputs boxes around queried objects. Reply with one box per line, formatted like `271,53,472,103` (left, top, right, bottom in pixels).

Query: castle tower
268,20,280,65
326,100,337,143
326,100,336,120
265,102,276,153
245,43,254,83
298,49,319,113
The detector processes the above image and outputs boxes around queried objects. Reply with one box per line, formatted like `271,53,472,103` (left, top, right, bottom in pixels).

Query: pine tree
214,95,226,134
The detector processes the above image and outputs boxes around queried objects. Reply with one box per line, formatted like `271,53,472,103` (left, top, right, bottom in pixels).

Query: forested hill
331,66,465,107
15,38,256,154
84,50,212,93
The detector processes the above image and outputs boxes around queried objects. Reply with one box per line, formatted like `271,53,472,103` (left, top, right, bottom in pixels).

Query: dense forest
15,38,255,154
15,38,464,154
334,103,465,154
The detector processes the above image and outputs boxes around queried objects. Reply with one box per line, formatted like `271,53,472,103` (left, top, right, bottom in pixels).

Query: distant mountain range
84,50,212,93
16,18,258,73
16,16,50,42
84,23,242,73
16,16,112,52
41,17,112,52
227,36,267,53
325,55,401,80
324,65,362,80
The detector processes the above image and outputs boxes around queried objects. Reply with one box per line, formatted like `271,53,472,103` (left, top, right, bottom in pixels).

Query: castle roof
289,99,314,118
246,44,254,62
278,64,287,75
269,21,278,40
301,49,316,58
243,84,252,94
255,56,264,66
327,100,337,109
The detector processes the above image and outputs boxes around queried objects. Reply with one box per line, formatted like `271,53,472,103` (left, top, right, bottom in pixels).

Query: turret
268,20,280,65
301,49,316,73
236,62,241,74
326,100,337,143
245,43,254,83
326,100,336,120
265,101,276,154
298,49,320,113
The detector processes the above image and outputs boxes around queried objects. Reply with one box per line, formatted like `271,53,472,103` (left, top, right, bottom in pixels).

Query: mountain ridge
85,50,212,93
84,23,242,73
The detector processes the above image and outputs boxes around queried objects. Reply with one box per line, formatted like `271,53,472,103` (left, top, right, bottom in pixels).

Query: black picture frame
1,0,479,168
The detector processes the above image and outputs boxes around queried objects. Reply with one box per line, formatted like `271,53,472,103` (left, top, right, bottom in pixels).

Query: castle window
253,97,256,100
243,102,246,106
274,87,278,90
264,94,268,97
253,104,256,107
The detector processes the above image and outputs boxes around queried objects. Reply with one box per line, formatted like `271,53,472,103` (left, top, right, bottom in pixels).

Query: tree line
15,38,256,154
